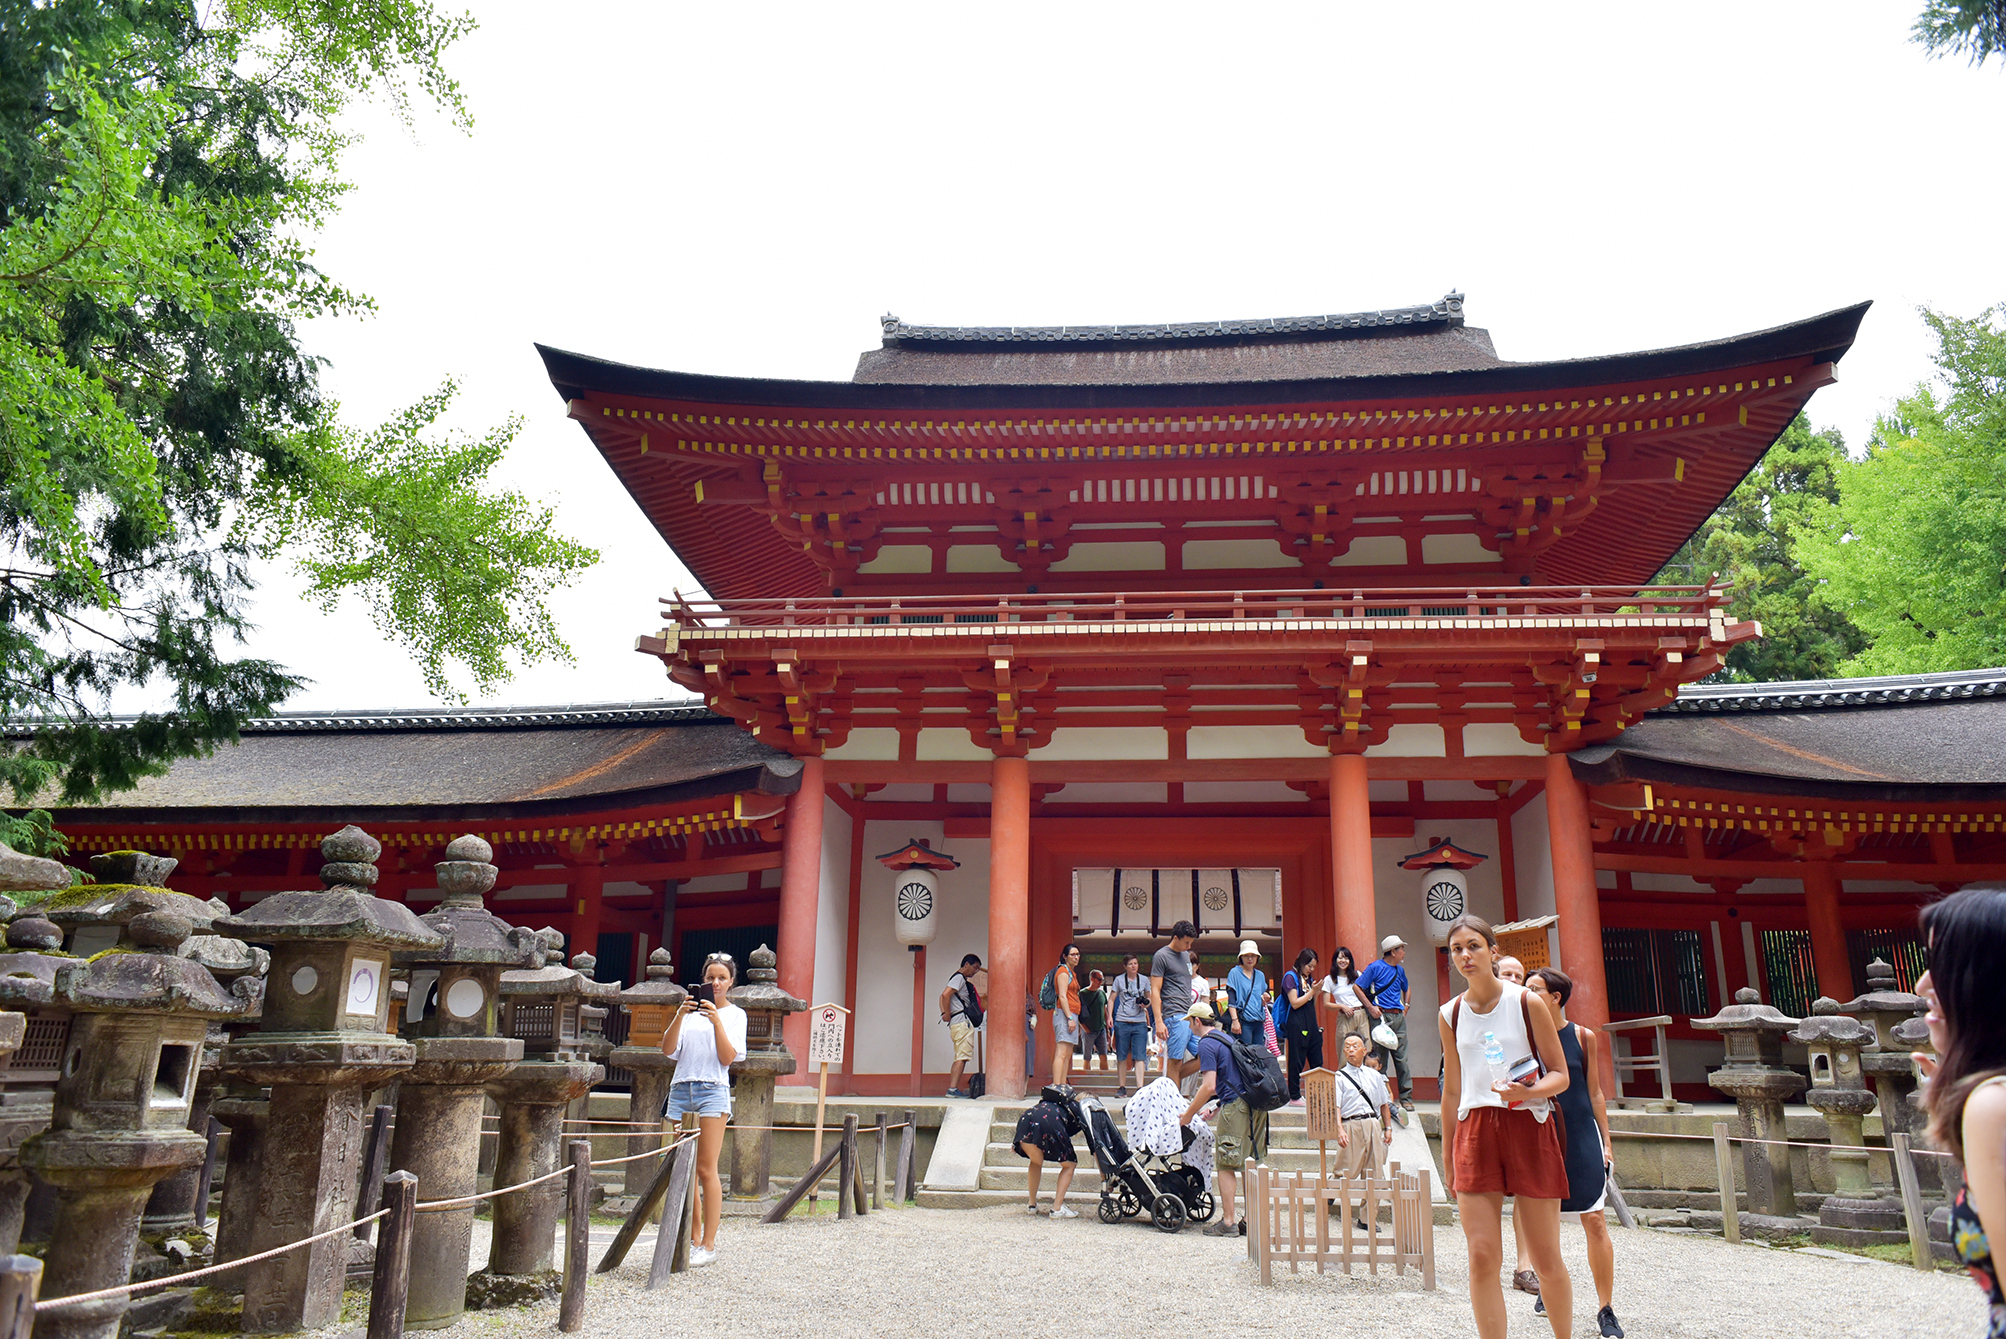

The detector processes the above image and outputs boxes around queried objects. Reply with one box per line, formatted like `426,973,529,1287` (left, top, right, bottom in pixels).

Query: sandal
1513,1269,1541,1295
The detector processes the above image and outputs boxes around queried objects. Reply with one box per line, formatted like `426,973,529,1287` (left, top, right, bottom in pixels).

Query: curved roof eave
537,302,1870,412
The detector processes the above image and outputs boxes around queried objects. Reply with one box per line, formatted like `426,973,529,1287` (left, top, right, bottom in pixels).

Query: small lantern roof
1692,986,1801,1035
1789,998,1875,1047
214,827,444,953
1840,958,1924,1017
615,947,688,1006
876,838,960,872
394,836,542,970
499,963,621,1002
727,944,806,1014
1395,838,1489,871
51,910,261,1018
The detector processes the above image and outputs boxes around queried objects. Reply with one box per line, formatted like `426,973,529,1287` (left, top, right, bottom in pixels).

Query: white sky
198,1,2006,714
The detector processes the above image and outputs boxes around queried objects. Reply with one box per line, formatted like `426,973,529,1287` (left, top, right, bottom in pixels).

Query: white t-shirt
1442,981,1551,1123
945,971,973,1023
1323,973,1362,1010
670,1003,747,1086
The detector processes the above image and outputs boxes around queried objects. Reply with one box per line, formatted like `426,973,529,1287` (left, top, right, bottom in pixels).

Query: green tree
1655,415,1865,682
1798,307,2006,676
1,2,597,856
1913,0,2006,66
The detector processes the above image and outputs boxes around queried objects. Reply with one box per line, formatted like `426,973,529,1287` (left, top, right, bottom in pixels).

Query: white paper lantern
1421,867,1469,945
893,866,939,946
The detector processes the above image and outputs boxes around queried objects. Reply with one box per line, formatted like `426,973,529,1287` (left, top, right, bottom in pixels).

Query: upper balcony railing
658,584,1732,631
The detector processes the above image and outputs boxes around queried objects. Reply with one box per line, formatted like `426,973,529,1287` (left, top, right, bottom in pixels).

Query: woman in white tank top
1437,914,1574,1339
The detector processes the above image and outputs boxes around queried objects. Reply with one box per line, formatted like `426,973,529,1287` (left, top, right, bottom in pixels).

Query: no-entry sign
808,1003,849,1067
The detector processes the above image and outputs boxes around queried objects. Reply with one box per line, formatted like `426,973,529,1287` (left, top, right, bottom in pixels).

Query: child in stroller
1080,1092,1215,1232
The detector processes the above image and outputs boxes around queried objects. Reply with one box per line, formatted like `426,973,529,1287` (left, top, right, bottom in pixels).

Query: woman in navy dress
1526,968,1624,1338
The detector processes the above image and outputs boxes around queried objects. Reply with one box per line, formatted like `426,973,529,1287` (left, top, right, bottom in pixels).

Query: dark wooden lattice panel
7,1015,71,1079
510,1002,556,1041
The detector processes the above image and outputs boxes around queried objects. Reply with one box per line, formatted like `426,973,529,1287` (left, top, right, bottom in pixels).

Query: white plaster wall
851,821,994,1076
1510,791,1557,922
809,796,851,1011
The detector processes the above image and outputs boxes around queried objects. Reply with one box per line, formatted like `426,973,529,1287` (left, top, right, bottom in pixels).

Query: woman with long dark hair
1322,944,1371,1053
1919,885,2006,1337
1282,947,1322,1103
1526,967,1624,1338
1052,942,1083,1084
1438,914,1572,1339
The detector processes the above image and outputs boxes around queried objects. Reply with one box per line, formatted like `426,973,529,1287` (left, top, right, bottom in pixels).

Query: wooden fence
1243,1158,1435,1289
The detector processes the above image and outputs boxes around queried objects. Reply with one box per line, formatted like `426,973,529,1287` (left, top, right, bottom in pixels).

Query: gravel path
451,1207,1976,1339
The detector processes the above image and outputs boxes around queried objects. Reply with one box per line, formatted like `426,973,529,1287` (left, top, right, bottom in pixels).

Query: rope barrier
416,1164,576,1213
34,1210,390,1311
1617,1126,1950,1156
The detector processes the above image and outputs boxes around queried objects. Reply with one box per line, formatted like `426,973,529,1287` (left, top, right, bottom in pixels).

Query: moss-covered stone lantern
0,909,72,1254
387,836,541,1330
1693,987,1808,1222
213,826,443,1334
22,897,261,1339
609,949,686,1197
725,944,804,1198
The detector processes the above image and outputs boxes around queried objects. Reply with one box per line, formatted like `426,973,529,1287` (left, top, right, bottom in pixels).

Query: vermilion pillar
1545,751,1611,1032
1802,862,1853,1003
989,754,1031,1100
571,860,604,962
777,756,825,1061
1330,752,1378,962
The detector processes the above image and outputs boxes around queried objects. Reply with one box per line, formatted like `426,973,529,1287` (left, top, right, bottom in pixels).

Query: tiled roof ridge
3,700,719,737
1654,666,2006,714
879,293,1465,346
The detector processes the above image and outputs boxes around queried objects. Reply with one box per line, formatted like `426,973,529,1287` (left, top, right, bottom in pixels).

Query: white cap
1238,940,1260,959
1380,934,1407,953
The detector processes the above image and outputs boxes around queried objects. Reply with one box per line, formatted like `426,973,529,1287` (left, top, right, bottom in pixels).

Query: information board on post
1300,1067,1341,1183
805,1003,851,1201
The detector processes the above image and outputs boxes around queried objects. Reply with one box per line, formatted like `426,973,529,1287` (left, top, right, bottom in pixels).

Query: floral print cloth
1124,1077,1217,1193
1952,1182,2006,1337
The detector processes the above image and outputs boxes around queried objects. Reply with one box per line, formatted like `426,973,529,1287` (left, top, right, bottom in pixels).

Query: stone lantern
213,826,443,1334
1842,959,1927,1135
725,944,805,1199
608,949,686,1198
0,910,72,1254
470,932,616,1303
1693,987,1808,1223
387,836,541,1331
1789,998,1899,1245
22,896,261,1339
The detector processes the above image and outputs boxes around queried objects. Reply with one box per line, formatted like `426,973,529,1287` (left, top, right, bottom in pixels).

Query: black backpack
958,974,985,1029
1216,1032,1290,1112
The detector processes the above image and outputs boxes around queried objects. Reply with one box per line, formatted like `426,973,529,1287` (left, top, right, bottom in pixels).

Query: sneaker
1399,1097,1416,1111
688,1246,717,1268
1049,1206,1078,1219
1024,1201,1041,1214
1115,1087,1128,1098
1353,1218,1370,1233
1598,1305,1625,1338
1201,1219,1237,1237
944,1088,967,1099
1534,1296,1545,1317
1390,1106,1409,1128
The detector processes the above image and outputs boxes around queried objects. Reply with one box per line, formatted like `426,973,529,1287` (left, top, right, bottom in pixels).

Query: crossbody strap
1338,1069,1382,1119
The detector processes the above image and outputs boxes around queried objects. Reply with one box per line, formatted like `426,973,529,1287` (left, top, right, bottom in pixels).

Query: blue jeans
1114,1020,1149,1062
664,1079,731,1120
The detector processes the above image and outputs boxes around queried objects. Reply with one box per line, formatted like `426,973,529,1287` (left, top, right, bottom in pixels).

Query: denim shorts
1114,1020,1150,1061
1165,1014,1197,1060
664,1078,731,1120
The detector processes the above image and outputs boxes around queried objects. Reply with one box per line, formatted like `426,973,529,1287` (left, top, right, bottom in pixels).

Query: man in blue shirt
1355,934,1413,1115
1180,1001,1267,1237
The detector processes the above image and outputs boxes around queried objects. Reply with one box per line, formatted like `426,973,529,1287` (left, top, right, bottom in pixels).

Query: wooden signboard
1300,1067,1340,1181
806,1004,851,1202
1497,928,1550,972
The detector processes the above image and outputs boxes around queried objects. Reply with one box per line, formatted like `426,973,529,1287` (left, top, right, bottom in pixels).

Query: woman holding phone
1438,914,1573,1339
660,951,746,1267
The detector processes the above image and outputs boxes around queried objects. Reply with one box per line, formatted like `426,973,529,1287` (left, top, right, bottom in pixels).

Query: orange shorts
1451,1105,1571,1200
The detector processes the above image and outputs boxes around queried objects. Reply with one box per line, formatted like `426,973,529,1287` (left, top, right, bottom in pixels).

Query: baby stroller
1081,1093,1215,1232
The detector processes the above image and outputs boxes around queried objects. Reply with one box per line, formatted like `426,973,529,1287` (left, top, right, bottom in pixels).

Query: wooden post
367,1171,417,1339
354,1104,393,1240
873,1111,888,1210
848,1116,868,1216
559,1139,590,1333
598,1142,677,1273
1419,1166,1436,1292
0,1255,42,1339
1713,1121,1740,1244
1891,1134,1934,1271
193,1116,223,1232
837,1114,857,1221
896,1110,917,1202
760,1142,843,1224
678,1118,699,1272
647,1135,696,1285
808,1062,831,1202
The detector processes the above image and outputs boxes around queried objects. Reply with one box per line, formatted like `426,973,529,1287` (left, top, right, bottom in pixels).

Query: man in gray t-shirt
1149,921,1201,1084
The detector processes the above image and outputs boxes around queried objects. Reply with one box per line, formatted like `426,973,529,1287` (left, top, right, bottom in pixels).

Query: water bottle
1482,1030,1507,1087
